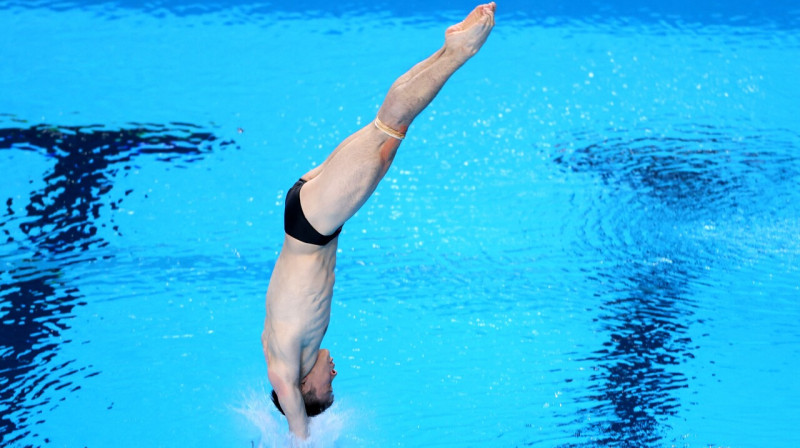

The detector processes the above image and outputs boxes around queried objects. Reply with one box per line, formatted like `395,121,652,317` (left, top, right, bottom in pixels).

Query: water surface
1,1,799,447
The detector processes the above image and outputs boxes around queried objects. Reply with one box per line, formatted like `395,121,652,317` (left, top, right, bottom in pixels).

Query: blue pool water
2,1,799,447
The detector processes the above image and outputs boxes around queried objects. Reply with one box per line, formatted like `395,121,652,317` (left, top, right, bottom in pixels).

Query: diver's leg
299,3,496,235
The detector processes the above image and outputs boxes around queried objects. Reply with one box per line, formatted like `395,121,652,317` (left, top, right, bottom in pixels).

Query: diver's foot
444,2,496,62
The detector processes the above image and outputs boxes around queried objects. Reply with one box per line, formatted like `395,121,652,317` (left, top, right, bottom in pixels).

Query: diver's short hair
271,389,334,417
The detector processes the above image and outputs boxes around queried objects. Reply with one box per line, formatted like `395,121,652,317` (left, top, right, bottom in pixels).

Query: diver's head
271,348,336,417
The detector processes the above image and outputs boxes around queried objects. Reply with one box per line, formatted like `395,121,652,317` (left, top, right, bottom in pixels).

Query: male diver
262,2,496,439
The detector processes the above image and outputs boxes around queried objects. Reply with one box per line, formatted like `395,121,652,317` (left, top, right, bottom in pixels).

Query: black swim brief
284,179,342,246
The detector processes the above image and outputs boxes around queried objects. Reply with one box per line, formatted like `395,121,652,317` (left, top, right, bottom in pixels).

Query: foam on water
235,387,347,448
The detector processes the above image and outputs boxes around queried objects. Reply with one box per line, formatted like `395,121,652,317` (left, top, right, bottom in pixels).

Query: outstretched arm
268,366,309,439
263,327,309,439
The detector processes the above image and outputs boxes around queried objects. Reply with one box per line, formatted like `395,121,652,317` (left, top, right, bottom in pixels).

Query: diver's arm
263,325,309,439
268,363,309,439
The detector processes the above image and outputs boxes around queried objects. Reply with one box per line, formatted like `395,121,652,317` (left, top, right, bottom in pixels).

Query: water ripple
2,0,798,30
545,123,800,446
0,119,236,445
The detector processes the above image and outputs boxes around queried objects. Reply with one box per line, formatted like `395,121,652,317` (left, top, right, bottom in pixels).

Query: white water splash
234,387,347,448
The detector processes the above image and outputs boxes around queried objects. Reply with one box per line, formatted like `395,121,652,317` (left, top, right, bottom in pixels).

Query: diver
262,2,496,439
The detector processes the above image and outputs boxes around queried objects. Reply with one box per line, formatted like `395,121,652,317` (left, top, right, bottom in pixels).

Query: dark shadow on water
554,125,800,216
0,120,236,445
560,260,699,447
548,124,799,447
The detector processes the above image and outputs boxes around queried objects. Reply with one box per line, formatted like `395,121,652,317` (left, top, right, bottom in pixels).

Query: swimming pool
1,0,799,446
